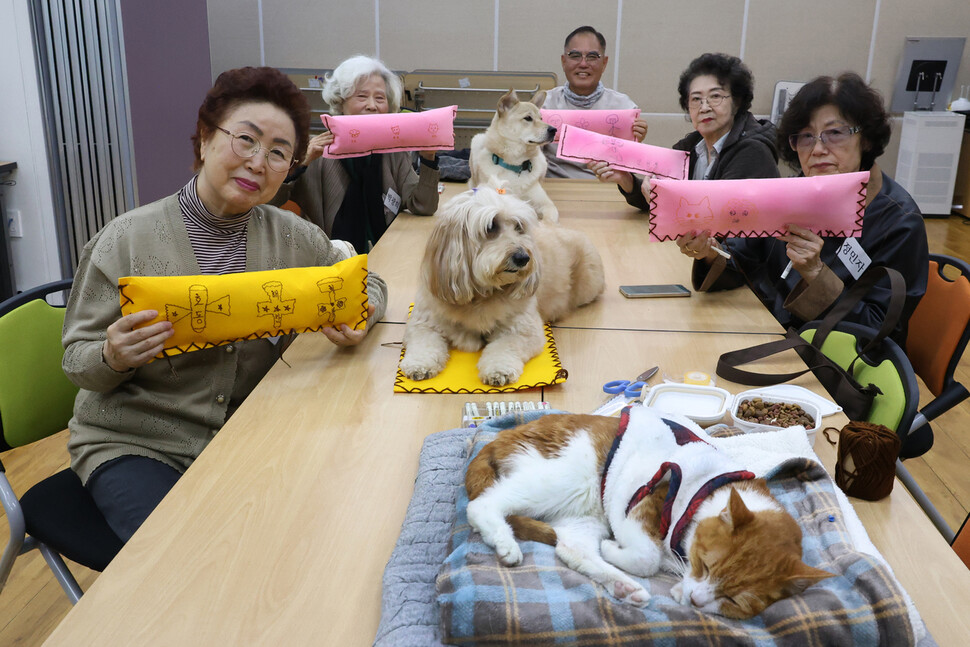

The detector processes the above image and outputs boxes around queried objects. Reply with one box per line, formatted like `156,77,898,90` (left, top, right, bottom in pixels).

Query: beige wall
207,0,970,177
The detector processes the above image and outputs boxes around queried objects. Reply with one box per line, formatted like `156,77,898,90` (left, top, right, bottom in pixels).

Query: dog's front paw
478,361,523,387
400,353,445,381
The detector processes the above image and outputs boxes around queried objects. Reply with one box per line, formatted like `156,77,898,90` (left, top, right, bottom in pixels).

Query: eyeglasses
788,126,861,151
216,127,294,172
565,50,603,63
688,92,731,110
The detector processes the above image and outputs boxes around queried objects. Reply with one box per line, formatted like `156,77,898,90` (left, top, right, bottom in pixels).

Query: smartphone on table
619,284,691,298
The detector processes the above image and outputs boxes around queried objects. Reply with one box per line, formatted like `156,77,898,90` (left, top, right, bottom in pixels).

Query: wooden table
371,180,779,334
44,179,970,646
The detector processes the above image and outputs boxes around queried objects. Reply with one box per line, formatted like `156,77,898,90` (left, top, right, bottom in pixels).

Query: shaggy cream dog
470,89,559,222
400,188,605,386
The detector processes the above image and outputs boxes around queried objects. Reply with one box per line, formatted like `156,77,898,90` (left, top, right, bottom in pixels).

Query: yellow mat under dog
393,321,568,394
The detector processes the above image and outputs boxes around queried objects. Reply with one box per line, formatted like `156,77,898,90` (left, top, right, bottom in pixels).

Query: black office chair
0,279,123,603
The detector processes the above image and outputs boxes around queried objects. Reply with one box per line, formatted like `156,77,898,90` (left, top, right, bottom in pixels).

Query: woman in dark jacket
679,73,927,346
590,53,779,204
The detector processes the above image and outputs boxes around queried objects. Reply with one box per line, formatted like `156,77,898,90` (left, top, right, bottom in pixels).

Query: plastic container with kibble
729,388,821,446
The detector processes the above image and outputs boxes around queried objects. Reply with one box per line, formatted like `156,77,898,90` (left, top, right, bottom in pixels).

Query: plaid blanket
436,417,917,646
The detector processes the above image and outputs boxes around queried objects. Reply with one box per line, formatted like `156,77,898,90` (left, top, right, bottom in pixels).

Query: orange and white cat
465,407,831,618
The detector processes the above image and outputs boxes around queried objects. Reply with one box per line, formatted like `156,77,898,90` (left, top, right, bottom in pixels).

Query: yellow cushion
394,317,567,394
119,255,369,359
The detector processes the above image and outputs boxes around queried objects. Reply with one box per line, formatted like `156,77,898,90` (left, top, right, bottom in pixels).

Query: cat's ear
679,197,688,208
785,562,834,594
700,196,711,207
719,488,755,530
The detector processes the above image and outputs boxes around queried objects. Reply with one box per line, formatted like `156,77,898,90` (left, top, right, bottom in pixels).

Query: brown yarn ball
827,421,901,501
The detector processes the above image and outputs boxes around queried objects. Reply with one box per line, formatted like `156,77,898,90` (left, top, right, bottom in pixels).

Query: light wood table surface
371,179,779,334
44,179,970,646
43,324,970,646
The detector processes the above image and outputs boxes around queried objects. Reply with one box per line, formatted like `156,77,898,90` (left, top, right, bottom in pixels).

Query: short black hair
776,72,891,171
677,53,754,115
564,26,606,51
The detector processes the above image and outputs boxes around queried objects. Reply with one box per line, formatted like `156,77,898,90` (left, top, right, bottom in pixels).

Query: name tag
837,238,871,280
383,188,401,215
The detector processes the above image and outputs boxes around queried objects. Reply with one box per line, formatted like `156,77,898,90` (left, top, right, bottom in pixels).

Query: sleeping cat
465,407,832,618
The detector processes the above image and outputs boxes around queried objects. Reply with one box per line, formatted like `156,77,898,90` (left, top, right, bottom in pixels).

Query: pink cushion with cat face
321,105,457,159
555,124,689,180
646,171,870,241
540,108,640,141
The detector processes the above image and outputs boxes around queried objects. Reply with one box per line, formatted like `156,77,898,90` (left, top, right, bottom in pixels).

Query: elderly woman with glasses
681,72,928,344
273,55,440,252
591,52,779,200
61,66,388,544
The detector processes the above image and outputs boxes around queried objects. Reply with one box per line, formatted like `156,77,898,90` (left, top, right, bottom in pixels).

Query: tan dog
400,188,604,386
470,89,559,222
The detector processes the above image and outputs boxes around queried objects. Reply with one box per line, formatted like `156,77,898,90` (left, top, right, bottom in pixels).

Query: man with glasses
543,25,647,178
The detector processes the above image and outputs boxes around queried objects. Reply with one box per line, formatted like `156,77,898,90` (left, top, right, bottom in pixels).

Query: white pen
781,260,793,279
711,245,731,260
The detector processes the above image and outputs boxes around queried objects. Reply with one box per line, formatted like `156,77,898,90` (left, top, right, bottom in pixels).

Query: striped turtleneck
178,176,252,275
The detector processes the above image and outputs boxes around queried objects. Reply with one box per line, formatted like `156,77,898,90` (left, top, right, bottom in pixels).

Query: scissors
603,366,659,399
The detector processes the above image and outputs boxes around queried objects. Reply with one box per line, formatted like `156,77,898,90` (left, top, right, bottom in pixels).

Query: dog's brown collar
491,153,532,174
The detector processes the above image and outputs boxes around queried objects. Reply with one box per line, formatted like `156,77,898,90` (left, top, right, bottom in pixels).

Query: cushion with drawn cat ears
555,124,689,180
647,171,869,241
320,105,457,159
540,108,640,142
118,256,370,360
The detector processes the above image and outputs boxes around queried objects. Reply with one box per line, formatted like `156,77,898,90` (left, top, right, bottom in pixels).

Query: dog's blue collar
491,153,532,174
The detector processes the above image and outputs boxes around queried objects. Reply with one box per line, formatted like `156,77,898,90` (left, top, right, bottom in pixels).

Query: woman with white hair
274,55,440,251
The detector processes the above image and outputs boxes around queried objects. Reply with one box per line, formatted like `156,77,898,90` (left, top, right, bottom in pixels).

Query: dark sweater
619,111,780,209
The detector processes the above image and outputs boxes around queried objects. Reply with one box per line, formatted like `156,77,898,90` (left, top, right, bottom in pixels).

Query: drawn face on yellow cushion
197,101,296,217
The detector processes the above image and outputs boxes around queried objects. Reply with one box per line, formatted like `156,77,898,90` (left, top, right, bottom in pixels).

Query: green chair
0,279,123,603
798,320,960,541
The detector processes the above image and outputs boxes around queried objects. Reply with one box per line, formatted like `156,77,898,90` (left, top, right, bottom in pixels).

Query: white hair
322,55,403,115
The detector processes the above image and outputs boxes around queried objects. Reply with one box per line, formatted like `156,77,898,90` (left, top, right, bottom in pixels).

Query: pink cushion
540,108,640,141
646,171,870,241
556,124,689,179
321,105,457,159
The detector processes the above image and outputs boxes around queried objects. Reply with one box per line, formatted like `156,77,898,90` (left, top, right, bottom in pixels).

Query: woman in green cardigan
62,67,388,543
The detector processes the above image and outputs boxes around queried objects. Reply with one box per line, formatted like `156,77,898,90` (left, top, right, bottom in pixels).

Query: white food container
729,389,822,445
642,383,732,426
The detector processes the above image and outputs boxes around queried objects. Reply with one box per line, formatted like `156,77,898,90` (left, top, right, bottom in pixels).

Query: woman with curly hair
591,52,779,202
62,66,388,543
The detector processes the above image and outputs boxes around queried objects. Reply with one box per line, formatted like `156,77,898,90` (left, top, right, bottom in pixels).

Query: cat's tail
507,515,557,545
465,442,557,545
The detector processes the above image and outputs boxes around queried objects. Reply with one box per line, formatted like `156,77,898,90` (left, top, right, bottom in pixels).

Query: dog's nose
511,250,531,268
547,126,557,138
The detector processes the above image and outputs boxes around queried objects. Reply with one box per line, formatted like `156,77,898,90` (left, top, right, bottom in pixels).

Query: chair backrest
906,254,970,396
954,513,970,570
0,280,78,450
801,321,919,435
